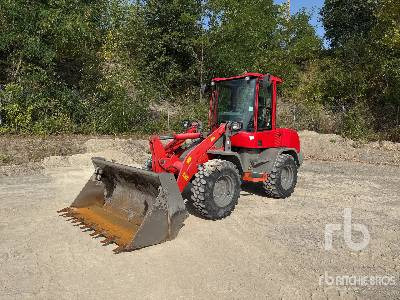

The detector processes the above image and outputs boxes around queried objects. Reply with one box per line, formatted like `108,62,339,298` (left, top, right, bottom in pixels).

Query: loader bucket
58,157,188,253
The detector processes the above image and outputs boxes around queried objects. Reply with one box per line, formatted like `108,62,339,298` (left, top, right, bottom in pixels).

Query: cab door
255,77,283,148
256,78,273,131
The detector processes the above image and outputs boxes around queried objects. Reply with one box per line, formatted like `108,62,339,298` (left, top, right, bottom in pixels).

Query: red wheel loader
59,73,303,253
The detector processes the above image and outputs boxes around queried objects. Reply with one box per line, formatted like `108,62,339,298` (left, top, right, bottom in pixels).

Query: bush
341,105,377,141
0,80,81,134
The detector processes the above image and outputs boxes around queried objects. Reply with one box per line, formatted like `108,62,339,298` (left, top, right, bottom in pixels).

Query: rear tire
263,154,298,198
191,159,241,220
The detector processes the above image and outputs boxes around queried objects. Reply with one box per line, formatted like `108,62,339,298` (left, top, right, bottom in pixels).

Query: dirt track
1,132,399,299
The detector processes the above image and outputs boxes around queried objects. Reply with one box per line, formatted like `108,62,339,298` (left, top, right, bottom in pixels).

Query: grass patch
0,153,12,164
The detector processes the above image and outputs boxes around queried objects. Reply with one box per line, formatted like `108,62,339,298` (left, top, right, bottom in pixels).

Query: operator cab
209,73,282,133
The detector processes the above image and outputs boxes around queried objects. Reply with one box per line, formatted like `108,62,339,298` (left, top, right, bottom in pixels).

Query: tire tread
191,159,240,220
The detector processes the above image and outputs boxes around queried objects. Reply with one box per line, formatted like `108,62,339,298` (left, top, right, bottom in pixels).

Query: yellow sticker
186,156,192,164
210,136,216,142
182,172,190,181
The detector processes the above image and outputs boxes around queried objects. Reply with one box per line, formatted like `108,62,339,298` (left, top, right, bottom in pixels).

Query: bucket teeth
58,206,133,252
113,245,126,254
101,237,115,246
61,212,77,218
73,222,85,227
81,224,95,232
86,223,98,231
90,230,103,237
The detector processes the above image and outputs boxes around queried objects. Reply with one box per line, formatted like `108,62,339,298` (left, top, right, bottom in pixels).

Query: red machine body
211,73,300,152
149,73,302,193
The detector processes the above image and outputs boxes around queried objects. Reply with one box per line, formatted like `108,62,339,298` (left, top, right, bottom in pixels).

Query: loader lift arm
150,123,228,192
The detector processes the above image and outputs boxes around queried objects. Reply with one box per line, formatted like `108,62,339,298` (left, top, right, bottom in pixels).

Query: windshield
216,78,256,131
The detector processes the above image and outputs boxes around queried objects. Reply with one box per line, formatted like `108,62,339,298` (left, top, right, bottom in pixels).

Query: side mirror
182,120,191,129
200,84,210,96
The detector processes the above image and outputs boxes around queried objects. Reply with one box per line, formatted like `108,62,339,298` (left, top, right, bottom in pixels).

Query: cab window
257,80,272,130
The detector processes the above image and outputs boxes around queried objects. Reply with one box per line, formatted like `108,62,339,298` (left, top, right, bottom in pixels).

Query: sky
275,0,325,39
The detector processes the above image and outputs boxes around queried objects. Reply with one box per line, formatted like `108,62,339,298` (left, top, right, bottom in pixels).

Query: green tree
0,0,106,86
321,0,379,48
125,0,203,91
310,0,400,140
371,0,400,136
206,0,279,77
0,0,109,133
206,0,321,89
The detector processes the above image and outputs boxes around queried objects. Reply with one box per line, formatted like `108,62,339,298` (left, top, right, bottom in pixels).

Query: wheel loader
59,73,303,253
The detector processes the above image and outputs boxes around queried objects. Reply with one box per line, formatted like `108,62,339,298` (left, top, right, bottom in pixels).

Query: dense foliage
315,0,400,140
0,0,398,140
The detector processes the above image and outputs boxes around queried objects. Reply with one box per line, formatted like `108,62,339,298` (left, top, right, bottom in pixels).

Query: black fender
280,148,303,166
253,148,302,174
207,150,244,175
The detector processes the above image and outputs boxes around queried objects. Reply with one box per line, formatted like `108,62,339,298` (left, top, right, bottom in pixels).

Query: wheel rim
213,174,235,208
281,166,294,190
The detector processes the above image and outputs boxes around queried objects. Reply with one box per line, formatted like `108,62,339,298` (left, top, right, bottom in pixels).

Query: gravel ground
0,132,399,299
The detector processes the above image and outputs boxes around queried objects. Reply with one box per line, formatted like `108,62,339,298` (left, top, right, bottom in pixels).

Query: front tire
263,154,298,198
191,159,241,220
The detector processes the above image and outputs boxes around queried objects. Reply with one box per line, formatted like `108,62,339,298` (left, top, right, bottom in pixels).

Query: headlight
231,122,242,131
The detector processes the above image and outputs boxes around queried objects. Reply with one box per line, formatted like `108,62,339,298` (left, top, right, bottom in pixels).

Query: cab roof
212,72,283,84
